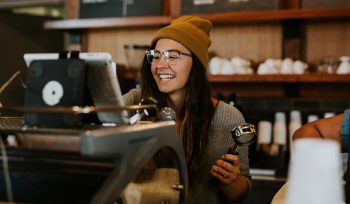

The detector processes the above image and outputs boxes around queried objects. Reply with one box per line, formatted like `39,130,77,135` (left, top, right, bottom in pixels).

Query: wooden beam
164,0,181,18
0,0,63,8
45,15,172,30
65,0,79,19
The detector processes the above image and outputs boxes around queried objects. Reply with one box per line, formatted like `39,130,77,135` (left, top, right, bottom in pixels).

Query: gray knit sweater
123,89,251,203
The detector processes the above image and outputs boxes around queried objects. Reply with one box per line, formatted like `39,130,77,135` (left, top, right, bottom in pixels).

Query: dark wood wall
0,11,63,109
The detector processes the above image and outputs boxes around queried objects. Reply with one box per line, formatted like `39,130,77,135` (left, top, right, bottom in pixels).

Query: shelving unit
42,0,348,63
43,4,350,66
41,0,350,99
207,73,350,99
44,7,350,29
42,0,350,100
207,74,350,83
208,75,350,99
197,7,350,23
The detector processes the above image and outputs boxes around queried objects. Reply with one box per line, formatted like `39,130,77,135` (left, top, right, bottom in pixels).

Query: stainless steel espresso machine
0,117,188,204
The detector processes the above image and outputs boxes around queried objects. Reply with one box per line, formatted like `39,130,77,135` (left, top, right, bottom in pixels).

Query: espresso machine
0,53,188,204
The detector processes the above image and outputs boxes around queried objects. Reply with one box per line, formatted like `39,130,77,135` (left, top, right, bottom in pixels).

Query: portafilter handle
228,123,257,155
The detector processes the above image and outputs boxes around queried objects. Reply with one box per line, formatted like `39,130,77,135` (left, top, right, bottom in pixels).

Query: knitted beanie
152,15,212,70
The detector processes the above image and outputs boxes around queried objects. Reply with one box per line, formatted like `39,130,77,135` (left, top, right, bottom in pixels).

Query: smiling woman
150,39,193,95
122,15,252,203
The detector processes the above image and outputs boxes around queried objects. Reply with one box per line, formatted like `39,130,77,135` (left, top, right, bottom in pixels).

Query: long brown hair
140,47,216,182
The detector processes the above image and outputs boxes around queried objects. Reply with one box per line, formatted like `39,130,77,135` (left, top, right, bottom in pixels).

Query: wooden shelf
44,15,173,30
197,7,350,24
44,7,350,30
118,71,350,83
207,74,350,83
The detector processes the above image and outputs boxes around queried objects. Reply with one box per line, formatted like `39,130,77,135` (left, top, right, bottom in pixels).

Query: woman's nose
157,54,168,66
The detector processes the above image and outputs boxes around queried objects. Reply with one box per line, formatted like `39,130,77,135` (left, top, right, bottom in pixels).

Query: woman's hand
210,153,250,201
210,153,240,186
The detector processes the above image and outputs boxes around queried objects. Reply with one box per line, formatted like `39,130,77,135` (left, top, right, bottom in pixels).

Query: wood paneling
210,83,285,98
66,0,79,19
85,24,282,66
86,28,159,65
299,83,350,99
305,21,350,65
210,24,282,63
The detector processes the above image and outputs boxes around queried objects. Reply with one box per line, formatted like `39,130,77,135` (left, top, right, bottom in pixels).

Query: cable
0,71,21,94
0,136,13,201
0,70,26,108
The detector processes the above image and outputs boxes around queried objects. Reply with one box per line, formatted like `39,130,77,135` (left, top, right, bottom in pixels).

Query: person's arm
293,114,343,143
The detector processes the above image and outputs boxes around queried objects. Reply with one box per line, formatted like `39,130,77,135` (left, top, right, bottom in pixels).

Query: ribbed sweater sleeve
122,88,142,105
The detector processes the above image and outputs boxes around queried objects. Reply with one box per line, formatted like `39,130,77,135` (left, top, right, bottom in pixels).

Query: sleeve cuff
341,109,350,152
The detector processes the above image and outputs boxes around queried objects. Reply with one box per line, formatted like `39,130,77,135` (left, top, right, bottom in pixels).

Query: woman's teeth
159,74,175,80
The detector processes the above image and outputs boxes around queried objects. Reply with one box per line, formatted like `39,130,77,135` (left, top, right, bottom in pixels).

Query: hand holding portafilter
209,123,256,186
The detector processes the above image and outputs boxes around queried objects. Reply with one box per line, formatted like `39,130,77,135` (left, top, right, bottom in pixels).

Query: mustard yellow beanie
152,15,212,70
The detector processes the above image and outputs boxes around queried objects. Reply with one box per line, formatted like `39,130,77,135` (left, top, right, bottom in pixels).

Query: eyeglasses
146,49,192,65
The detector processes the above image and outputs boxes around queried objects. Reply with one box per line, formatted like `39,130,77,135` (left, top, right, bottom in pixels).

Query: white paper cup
257,120,272,144
286,138,344,204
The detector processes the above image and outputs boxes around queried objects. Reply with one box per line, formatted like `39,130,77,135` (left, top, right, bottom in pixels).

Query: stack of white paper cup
307,114,319,123
289,110,302,154
286,138,344,204
324,112,336,118
273,112,287,146
258,120,272,145
257,120,272,152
